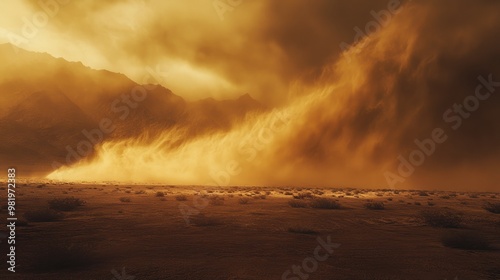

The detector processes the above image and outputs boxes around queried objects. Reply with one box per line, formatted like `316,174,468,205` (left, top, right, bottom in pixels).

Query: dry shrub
48,197,86,211
175,194,188,201
293,192,314,199
483,202,500,214
420,209,463,228
119,197,131,203
364,202,385,210
155,191,165,197
310,198,341,209
238,198,250,204
288,200,308,208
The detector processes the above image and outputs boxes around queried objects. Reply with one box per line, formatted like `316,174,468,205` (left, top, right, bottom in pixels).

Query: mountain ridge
0,45,266,175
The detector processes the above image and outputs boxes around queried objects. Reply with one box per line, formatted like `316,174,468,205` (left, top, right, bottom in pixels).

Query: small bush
175,194,187,201
483,202,500,214
119,197,131,203
314,190,324,196
310,198,341,209
420,209,463,228
155,191,165,197
293,192,314,199
441,231,491,250
24,209,63,222
364,202,385,210
134,190,146,195
288,200,308,208
288,227,318,235
238,198,250,204
48,197,86,211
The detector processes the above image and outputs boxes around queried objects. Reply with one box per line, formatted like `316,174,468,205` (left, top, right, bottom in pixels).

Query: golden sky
1,0,410,103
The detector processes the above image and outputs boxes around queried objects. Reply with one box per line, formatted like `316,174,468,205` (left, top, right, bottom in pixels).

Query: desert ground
1,181,499,280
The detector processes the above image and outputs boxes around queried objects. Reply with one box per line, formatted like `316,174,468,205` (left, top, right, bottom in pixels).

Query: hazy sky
1,0,399,103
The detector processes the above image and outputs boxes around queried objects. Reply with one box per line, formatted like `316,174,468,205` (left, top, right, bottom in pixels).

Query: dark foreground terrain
1,181,499,280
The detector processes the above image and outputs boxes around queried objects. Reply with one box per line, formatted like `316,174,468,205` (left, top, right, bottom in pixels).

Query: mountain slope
0,44,266,175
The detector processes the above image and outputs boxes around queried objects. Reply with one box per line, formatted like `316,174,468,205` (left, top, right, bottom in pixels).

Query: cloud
15,0,400,103
274,0,500,189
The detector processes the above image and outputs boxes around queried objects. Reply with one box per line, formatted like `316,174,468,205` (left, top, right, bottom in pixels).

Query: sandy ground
0,181,499,280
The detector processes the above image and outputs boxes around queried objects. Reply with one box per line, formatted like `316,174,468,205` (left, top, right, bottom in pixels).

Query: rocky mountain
0,44,266,175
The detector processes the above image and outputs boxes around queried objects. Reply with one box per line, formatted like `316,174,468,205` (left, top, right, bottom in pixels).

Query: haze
1,0,500,191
